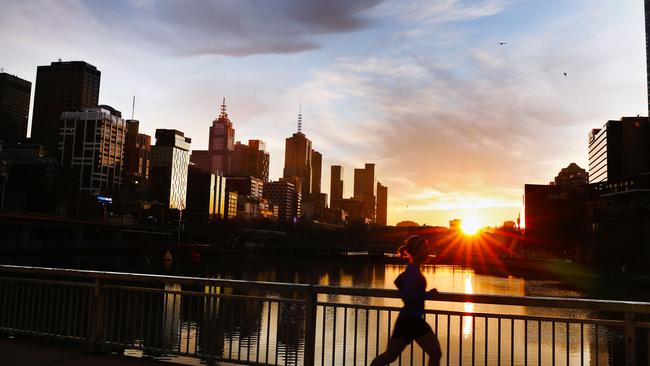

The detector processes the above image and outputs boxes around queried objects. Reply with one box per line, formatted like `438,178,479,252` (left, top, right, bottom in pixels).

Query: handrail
2,264,650,314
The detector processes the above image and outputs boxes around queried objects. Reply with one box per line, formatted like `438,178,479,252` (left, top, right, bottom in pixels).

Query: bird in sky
498,42,507,45
563,72,568,77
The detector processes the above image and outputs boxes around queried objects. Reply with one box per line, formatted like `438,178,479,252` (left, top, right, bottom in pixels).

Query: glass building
150,129,191,209
0,72,31,144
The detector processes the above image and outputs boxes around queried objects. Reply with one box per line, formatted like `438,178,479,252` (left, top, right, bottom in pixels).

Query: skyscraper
588,117,650,183
31,61,101,158
330,165,344,206
150,129,191,209
231,141,249,175
59,107,126,194
311,150,322,195
191,98,235,174
376,182,388,226
265,180,300,222
354,163,376,220
123,119,151,191
283,112,312,197
248,139,270,182
0,73,31,144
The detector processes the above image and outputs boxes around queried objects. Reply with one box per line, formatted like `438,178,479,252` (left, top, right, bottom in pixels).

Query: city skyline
1,0,648,226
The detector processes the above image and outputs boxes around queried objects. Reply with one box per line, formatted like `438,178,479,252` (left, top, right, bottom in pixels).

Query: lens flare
460,217,482,235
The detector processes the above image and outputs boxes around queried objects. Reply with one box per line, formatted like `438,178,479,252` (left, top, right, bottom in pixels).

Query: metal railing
0,265,649,365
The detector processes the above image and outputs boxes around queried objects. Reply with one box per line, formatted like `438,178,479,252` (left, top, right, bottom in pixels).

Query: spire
220,97,228,118
297,103,302,133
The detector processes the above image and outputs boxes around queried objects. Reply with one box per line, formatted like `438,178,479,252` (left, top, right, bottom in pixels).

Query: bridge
0,265,649,365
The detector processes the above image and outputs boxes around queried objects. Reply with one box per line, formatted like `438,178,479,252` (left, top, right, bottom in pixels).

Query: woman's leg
415,331,442,366
369,337,407,366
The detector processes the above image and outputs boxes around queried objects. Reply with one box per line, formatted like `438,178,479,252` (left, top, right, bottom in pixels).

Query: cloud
82,0,383,56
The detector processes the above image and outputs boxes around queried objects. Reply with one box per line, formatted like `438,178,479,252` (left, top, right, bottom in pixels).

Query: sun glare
460,217,482,235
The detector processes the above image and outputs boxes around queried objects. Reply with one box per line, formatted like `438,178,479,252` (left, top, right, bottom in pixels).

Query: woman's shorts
392,314,432,343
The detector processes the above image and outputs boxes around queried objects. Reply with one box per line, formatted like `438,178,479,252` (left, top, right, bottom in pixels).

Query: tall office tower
186,165,227,222
588,117,650,183
123,120,151,191
311,150,322,195
150,129,191,209
376,182,388,226
231,141,249,175
59,107,126,194
283,112,312,197
330,165,344,205
265,180,300,222
354,163,376,221
31,61,100,158
248,139,270,182
191,98,235,174
0,73,31,144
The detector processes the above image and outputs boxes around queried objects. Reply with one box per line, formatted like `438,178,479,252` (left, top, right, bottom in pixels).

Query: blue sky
0,0,646,226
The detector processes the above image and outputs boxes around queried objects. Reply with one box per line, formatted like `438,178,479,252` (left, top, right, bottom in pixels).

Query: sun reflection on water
463,275,474,338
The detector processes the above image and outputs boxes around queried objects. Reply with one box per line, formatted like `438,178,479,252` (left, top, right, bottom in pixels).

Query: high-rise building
248,139,270,182
226,176,264,199
553,163,588,186
265,180,300,222
376,181,388,226
231,141,249,175
186,165,227,222
283,113,312,198
588,117,650,183
123,120,151,191
31,61,101,158
311,150,322,195
150,129,191,209
59,107,126,194
354,163,376,220
330,165,344,205
190,98,235,175
0,73,31,144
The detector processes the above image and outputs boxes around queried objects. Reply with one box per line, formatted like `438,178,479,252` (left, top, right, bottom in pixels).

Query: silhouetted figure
370,235,442,366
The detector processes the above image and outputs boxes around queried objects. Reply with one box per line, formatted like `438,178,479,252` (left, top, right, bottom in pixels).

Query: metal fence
0,265,649,365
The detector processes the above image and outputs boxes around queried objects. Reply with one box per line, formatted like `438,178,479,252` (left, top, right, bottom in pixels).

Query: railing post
304,285,317,366
88,279,104,352
625,312,635,366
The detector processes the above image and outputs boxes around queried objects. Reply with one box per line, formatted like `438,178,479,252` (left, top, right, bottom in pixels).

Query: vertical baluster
365,308,369,366
267,300,272,365
524,319,527,366
538,321,541,366
594,324,598,366
375,309,380,359
332,305,337,366
510,318,514,366
353,307,357,366
484,317,488,366
342,306,347,366
566,322,569,366
580,323,584,366
256,299,262,365
446,314,450,366
321,305,326,366
552,322,555,366
497,318,501,366
471,316,475,366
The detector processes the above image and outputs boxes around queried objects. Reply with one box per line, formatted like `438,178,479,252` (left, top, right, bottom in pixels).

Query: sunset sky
1,0,647,226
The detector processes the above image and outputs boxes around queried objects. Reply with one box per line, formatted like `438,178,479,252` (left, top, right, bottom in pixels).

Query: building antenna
220,97,227,118
131,96,136,120
297,103,302,133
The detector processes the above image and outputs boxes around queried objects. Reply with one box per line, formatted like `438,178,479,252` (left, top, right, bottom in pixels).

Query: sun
460,217,482,235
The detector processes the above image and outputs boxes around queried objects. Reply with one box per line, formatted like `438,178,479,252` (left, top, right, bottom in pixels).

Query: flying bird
498,42,507,45
563,72,568,77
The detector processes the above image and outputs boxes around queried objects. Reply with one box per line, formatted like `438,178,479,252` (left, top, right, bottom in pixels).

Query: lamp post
177,200,184,244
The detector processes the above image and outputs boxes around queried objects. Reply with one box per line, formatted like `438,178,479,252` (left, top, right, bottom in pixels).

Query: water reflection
463,275,474,339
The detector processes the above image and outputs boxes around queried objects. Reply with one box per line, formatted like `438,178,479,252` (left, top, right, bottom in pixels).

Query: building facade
186,165,227,222
31,61,101,158
59,107,126,194
149,129,191,209
0,73,31,144
248,139,270,182
265,180,300,222
330,165,344,205
283,114,312,198
376,181,388,226
123,119,151,191
588,117,650,183
554,163,588,186
354,163,376,221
